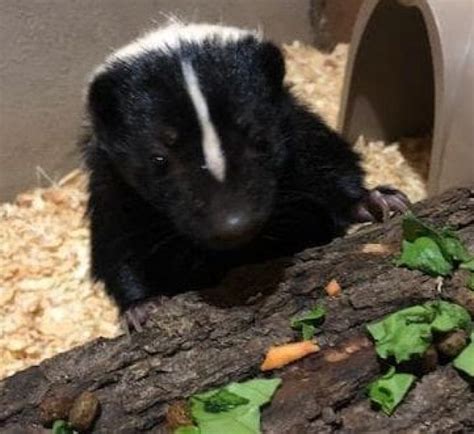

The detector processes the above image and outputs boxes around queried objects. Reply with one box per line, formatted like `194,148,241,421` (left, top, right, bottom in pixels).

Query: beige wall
0,0,314,201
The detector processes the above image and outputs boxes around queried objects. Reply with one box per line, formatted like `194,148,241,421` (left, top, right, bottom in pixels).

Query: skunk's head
87,24,290,250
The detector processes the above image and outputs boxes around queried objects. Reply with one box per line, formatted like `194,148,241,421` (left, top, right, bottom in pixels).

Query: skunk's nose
209,211,261,249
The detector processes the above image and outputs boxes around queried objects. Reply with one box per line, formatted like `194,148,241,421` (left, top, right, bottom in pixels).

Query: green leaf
366,301,471,363
396,214,474,277
367,305,434,363
395,237,453,276
291,305,326,339
453,333,474,377
197,389,249,413
400,215,465,259
174,426,200,434
427,300,471,333
52,420,75,434
190,378,281,434
301,323,317,341
461,257,474,291
226,379,282,407
193,406,260,434
401,213,439,242
441,230,473,263
467,273,474,291
460,258,474,272
367,367,416,415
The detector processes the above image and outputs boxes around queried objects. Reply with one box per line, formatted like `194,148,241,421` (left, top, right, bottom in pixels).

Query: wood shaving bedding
0,42,430,379
354,136,429,203
0,171,119,379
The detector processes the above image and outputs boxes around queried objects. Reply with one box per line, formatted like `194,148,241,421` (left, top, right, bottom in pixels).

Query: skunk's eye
161,127,178,146
151,154,168,172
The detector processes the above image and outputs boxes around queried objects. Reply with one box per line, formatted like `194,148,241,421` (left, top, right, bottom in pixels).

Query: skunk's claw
353,186,410,223
121,298,161,334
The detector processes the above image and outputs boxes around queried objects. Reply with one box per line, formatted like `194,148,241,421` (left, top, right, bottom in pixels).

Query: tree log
1,187,473,434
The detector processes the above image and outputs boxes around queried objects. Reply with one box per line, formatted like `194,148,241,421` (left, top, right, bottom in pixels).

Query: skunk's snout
207,209,262,250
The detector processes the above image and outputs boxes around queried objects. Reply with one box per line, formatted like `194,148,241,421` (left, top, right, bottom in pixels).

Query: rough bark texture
1,187,474,434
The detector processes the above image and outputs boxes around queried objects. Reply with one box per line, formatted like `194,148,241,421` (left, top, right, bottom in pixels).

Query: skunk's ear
258,42,286,89
87,72,122,132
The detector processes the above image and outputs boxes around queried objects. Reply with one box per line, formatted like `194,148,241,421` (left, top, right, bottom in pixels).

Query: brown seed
420,345,439,374
436,330,468,358
166,400,193,429
68,391,100,433
38,388,76,426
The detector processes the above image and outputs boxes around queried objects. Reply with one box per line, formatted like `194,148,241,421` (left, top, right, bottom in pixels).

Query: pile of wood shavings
0,171,118,379
0,42,430,379
354,136,429,203
283,41,348,129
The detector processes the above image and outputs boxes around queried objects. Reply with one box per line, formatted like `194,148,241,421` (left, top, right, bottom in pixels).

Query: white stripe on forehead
92,23,262,77
181,61,226,182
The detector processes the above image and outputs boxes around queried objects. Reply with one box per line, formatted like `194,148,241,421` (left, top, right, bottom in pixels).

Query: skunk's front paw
353,186,410,223
121,298,162,334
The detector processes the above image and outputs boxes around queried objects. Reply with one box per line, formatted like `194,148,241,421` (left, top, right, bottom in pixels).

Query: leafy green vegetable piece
301,323,317,341
367,305,433,363
461,258,474,291
52,420,75,434
453,333,474,377
367,367,416,415
401,213,439,242
174,426,200,434
395,237,453,276
198,389,249,413
291,305,326,329
226,379,282,407
428,300,472,333
441,229,473,263
367,301,471,363
467,273,474,291
190,378,281,434
397,214,474,277
460,258,474,272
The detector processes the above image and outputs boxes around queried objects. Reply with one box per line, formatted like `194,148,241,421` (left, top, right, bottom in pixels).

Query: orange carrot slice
260,341,320,371
325,279,341,297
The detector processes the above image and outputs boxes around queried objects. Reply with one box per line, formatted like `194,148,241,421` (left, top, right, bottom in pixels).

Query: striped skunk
83,22,409,331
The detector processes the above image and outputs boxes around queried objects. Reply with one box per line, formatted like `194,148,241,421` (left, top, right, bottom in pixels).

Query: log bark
1,187,473,434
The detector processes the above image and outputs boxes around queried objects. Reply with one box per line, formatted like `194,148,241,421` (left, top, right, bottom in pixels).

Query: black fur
83,30,366,310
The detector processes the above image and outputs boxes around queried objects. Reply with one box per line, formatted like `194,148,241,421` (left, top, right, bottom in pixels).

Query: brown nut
420,345,439,374
436,330,468,358
38,385,77,427
166,400,193,430
68,391,100,433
